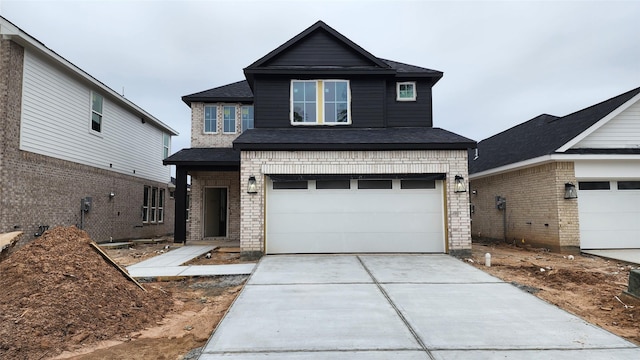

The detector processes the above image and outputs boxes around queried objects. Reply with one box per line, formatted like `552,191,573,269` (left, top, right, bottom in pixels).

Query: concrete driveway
199,255,640,359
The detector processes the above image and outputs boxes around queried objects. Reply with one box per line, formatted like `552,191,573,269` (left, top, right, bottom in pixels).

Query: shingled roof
182,80,253,106
233,127,475,151
469,86,640,174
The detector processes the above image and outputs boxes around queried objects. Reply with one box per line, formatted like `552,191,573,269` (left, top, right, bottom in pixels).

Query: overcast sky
2,0,640,157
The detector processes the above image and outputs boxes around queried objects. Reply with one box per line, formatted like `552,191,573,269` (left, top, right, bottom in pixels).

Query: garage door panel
267,231,444,253
266,178,445,254
579,181,640,249
268,212,440,234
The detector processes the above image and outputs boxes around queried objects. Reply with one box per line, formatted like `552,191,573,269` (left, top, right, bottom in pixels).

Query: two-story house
0,16,178,247
166,21,475,259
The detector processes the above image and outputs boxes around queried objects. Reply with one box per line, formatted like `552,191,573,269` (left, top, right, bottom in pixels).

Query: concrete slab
128,245,214,268
248,255,372,285
202,283,420,353
383,282,636,350
127,266,187,278
180,264,256,276
431,348,640,359
200,351,428,359
582,249,640,265
360,254,502,283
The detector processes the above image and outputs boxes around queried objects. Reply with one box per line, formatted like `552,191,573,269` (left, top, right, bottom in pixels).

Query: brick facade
469,162,579,253
0,38,174,248
239,150,472,258
188,171,240,243
190,102,243,148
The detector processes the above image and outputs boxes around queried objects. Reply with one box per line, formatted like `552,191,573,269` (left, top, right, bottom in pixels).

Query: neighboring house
469,86,640,253
165,21,475,258
0,17,178,246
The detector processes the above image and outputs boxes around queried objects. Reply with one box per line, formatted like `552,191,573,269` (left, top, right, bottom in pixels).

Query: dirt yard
0,228,247,360
470,240,640,345
2,229,639,359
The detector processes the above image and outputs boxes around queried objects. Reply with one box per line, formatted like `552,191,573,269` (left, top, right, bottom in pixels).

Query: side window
151,187,158,222
158,189,165,223
204,105,217,133
163,133,170,159
324,81,349,123
91,92,103,133
142,186,150,223
396,82,416,101
242,105,254,132
223,105,236,133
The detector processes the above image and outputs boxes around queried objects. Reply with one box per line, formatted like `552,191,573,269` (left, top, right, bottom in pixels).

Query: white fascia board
556,92,640,152
469,153,640,180
0,17,178,136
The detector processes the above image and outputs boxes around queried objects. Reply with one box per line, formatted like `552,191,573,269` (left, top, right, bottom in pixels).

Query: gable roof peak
244,20,390,71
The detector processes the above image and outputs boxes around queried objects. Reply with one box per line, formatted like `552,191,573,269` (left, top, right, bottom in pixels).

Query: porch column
174,166,188,244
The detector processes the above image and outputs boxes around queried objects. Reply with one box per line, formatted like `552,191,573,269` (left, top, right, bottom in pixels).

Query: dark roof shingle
470,86,640,174
233,127,475,151
182,80,253,105
163,148,240,166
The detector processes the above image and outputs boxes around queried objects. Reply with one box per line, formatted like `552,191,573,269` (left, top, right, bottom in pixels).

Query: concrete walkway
583,249,640,265
199,254,640,359
126,245,255,278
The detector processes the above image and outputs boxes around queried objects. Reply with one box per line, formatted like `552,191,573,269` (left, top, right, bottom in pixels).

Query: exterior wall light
247,176,258,194
109,191,115,199
564,182,578,199
454,175,466,193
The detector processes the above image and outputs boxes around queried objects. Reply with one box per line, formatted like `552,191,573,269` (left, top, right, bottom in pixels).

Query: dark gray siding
351,79,385,127
386,81,433,127
253,78,290,128
264,30,374,67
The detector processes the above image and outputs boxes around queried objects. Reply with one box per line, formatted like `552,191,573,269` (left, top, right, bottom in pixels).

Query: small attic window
396,82,416,101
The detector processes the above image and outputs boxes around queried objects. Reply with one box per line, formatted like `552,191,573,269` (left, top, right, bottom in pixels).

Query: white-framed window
242,105,254,132
142,186,150,223
158,189,165,223
143,186,165,223
396,81,416,101
150,187,158,222
163,133,170,159
204,105,217,133
90,91,103,133
291,80,350,125
223,105,236,133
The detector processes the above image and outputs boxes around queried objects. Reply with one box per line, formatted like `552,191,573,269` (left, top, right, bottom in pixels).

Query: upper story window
396,81,416,101
242,105,254,132
223,106,236,133
204,105,217,133
90,92,103,133
291,80,350,125
163,133,170,159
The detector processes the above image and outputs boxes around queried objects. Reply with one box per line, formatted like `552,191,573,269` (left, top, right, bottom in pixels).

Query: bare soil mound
0,227,173,360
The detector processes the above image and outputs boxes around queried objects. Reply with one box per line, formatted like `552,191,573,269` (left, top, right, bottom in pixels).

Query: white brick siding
240,150,471,256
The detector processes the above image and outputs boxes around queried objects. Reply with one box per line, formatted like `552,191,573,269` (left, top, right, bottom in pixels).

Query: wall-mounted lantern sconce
564,182,577,199
247,176,258,194
472,189,478,195
454,175,467,193
109,191,115,199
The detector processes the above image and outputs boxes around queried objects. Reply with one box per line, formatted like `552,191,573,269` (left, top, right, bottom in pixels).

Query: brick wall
240,150,471,258
469,162,579,253
0,38,174,248
190,102,243,148
188,171,240,243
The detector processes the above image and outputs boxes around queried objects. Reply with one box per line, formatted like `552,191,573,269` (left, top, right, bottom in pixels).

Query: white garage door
265,177,445,254
578,180,640,249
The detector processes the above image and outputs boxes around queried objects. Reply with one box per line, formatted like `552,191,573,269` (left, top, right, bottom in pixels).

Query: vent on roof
473,148,479,160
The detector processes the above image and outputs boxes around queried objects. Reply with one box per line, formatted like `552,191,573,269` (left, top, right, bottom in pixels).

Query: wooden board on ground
90,241,147,292
0,231,23,261
217,247,241,253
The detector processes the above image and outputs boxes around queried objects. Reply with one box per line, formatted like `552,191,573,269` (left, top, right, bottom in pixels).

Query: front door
204,187,228,238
